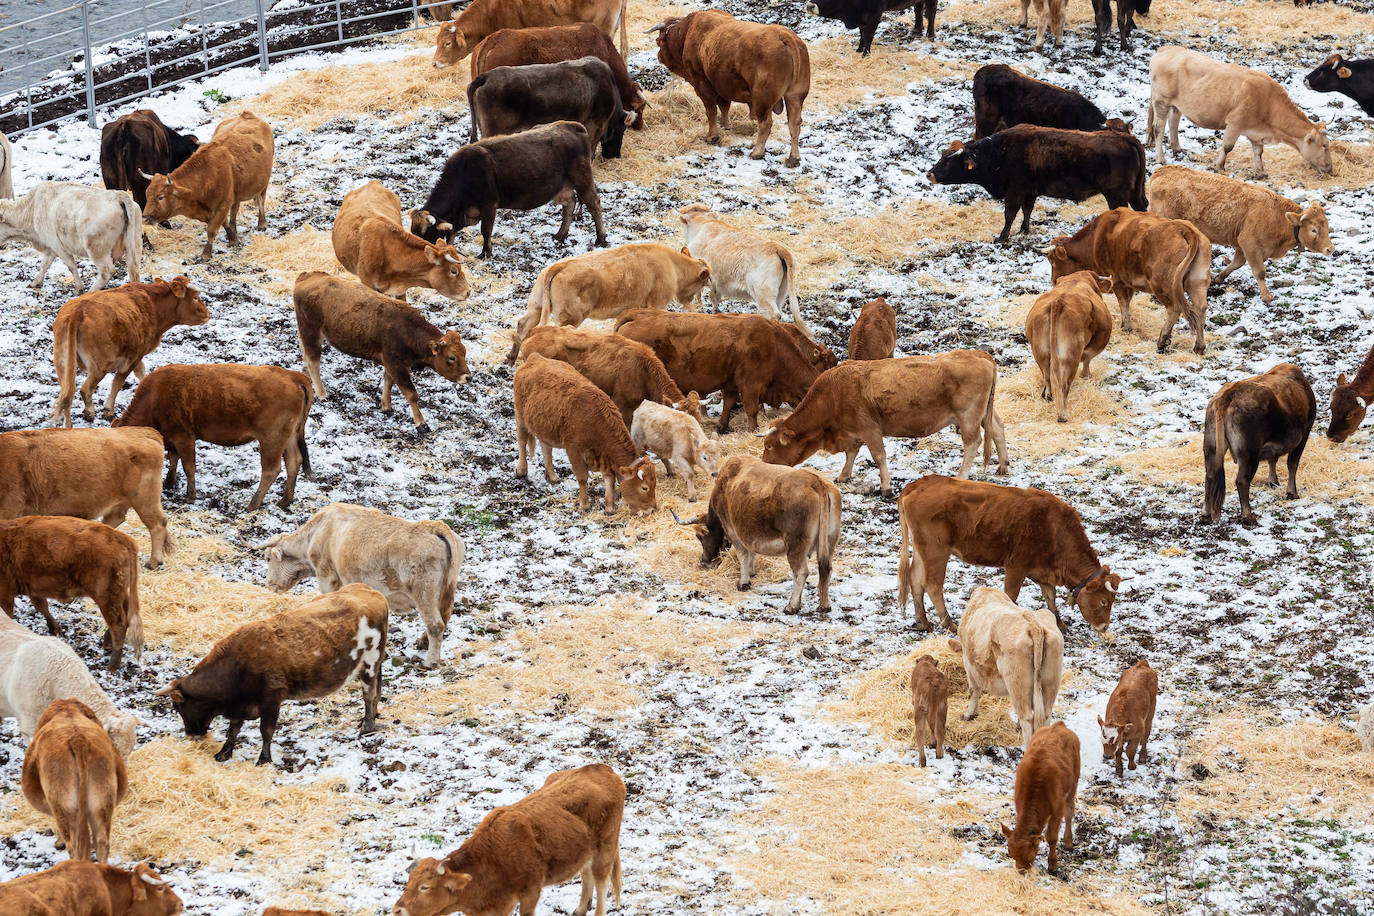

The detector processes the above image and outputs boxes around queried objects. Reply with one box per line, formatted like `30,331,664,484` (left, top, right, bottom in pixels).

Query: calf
154,583,388,765
1305,53,1374,117
1003,721,1079,872
513,354,657,513
99,109,200,209
260,503,464,668
1149,166,1333,305
1149,46,1331,176
897,475,1120,634
631,401,720,501
1090,0,1150,55
142,111,274,259
0,427,170,569
468,57,632,158
1099,658,1158,777
1046,208,1211,354
394,764,624,916
949,587,1064,748
22,698,128,864
332,180,469,299
0,516,144,669
508,243,711,363
679,204,808,335
1203,363,1316,525
909,654,947,767
0,130,12,199
1359,703,1374,753
0,181,141,292
806,0,937,54
847,296,896,360
928,126,1147,243
1024,271,1113,422
1327,340,1374,443
431,0,628,65
1020,0,1066,51
293,271,470,435
0,861,181,916
761,351,1009,496
113,363,313,511
410,121,605,258
49,276,210,427
973,65,1118,139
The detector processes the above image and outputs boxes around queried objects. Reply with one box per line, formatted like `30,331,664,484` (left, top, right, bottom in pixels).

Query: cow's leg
837,443,861,482
913,704,928,767
90,247,115,292
1037,580,1064,629
202,205,230,259
1063,786,1077,849
101,368,132,420
737,548,755,590
215,719,244,762
479,206,496,259
741,389,763,433
380,370,394,413
132,358,147,381
248,440,283,511
1214,249,1245,284
784,96,803,168
924,554,956,630
1092,0,1109,55
1019,0,1030,26
556,198,576,242
962,676,983,720
256,703,280,766
1018,195,1036,234
421,605,445,668
579,180,607,248
902,545,933,630
574,867,595,916
568,450,591,512
863,433,891,495
1117,1,1131,49
717,390,739,434
539,439,558,483
750,101,773,161
785,547,809,613
278,435,301,509
1251,140,1266,177
360,652,382,734
998,197,1019,243
514,419,530,479
602,470,618,513
673,456,699,501
985,407,1009,474
299,330,328,400
31,253,57,289
79,363,109,423
955,421,980,479
1247,249,1275,304
30,596,60,636
1286,436,1308,500
391,367,429,434
1034,4,1047,49
697,91,722,144
256,189,268,230
1168,107,1183,155
1046,813,1063,873
1234,452,1259,524
519,891,542,916
1113,285,1134,332
1156,298,1183,353
856,17,879,55
1215,124,1241,172
164,436,197,503
1265,458,1280,487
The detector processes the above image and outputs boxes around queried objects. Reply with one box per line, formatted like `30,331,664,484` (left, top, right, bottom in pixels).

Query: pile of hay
806,39,970,109
241,224,345,295
995,364,1130,459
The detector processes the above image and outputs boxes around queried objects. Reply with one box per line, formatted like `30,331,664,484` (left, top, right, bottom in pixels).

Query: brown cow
394,764,624,916
1099,658,1158,777
909,654,947,767
0,428,170,569
49,276,210,427
0,516,144,669
142,111,274,259
513,354,657,513
432,0,628,64
1328,340,1374,443
760,352,1009,496
22,698,128,864
1003,721,1079,873
1024,271,1114,422
650,10,810,167
113,364,312,511
897,475,1120,634
332,180,469,299
0,861,182,916
293,272,470,434
1047,208,1211,355
847,297,896,361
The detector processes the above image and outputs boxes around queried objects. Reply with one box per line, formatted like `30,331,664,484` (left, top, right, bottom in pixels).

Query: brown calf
431,0,627,64
1099,658,1158,777
332,180,469,299
847,297,897,361
909,654,947,767
1024,271,1113,422
0,861,182,916
1003,721,1079,873
1328,340,1374,442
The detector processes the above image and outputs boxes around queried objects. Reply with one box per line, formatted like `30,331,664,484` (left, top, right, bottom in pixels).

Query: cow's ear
778,428,794,445
424,245,442,264
1051,245,1068,262
130,873,148,902
1338,372,1349,386
692,523,708,537
171,277,188,297
1285,210,1302,230
1097,714,1107,729
1339,66,1352,78
1096,276,1113,294
442,871,473,893
430,340,441,356
964,156,975,171
1000,822,1013,839
1107,572,1122,592
445,22,458,33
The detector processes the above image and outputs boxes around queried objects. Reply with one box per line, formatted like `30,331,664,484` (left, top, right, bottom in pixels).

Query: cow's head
760,420,808,468
1103,117,1133,134
432,21,472,68
1305,53,1352,92
107,711,139,759
1073,565,1120,635
806,0,858,27
618,456,658,514
141,173,185,222
699,434,723,476
1299,124,1333,174
1045,237,1089,284
258,533,311,592
410,210,454,245
1000,822,1041,873
423,242,470,300
1288,203,1334,256
1097,714,1134,765
1056,270,1113,295
678,202,714,228
928,140,982,187
672,390,705,425
676,248,712,304
153,678,217,738
1327,373,1367,442
675,507,726,564
394,856,472,916
648,18,687,74
600,109,633,159
430,331,471,384
128,864,184,916
164,275,210,325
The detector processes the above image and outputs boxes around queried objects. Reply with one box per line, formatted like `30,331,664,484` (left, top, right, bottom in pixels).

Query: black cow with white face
1305,54,1374,116
806,0,937,55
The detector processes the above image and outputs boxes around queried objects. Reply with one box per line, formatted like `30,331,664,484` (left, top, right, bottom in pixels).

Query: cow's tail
466,73,489,144
1130,141,1148,211
1202,395,1227,520
118,195,141,283
421,520,463,626
779,250,811,338
617,0,628,58
296,378,313,479
1029,613,1047,734
1047,303,1067,414
980,364,1004,469
0,135,12,199
125,556,144,660
816,482,839,589
50,314,79,426
897,499,914,610
508,261,560,364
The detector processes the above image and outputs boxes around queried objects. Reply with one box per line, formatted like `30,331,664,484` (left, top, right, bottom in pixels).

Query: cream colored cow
679,204,809,337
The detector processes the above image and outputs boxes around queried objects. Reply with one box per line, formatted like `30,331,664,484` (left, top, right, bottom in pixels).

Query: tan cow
679,204,807,335
631,401,720,501
948,586,1063,748
1098,658,1158,777
508,243,711,363
22,698,128,864
432,0,628,65
1148,46,1332,176
1003,721,1079,873
1149,165,1333,304
1025,271,1113,422
142,111,274,259
333,181,468,299
847,296,897,360
909,654,947,767
1020,0,1066,51
0,861,182,916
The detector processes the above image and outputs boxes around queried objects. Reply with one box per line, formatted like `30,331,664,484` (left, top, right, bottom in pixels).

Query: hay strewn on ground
807,38,972,108
242,224,345,295
996,364,1131,459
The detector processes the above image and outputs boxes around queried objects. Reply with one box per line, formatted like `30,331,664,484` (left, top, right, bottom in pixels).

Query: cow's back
332,180,403,273
514,355,635,469
0,428,163,521
0,861,110,915
1149,166,1290,250
209,112,274,200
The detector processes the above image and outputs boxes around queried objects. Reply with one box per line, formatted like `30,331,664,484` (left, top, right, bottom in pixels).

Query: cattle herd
0,0,1372,912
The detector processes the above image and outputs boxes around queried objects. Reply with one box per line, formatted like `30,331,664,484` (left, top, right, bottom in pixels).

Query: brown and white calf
332,180,469,299
1024,271,1113,422
679,204,808,336
1328,340,1374,443
1020,0,1066,51
847,297,896,360
909,654,947,767
1099,658,1158,777
1003,721,1079,873
631,401,720,501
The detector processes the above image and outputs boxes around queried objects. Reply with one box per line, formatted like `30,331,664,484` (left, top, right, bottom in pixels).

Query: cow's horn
436,862,446,875
444,253,461,264
152,684,176,697
436,221,453,232
140,170,156,180
139,872,169,887
669,508,688,525
645,23,666,32
424,212,437,226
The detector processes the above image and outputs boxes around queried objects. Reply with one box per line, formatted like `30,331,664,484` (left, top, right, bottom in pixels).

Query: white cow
0,615,138,757
679,203,810,338
630,400,720,501
1359,703,1373,753
0,181,141,292
0,131,12,199
948,586,1063,748
259,503,464,667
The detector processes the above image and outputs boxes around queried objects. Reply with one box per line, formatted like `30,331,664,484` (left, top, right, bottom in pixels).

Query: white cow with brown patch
630,400,720,501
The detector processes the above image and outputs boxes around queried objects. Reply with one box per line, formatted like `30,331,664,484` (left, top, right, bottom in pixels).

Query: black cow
467,56,632,158
806,0,937,55
974,65,1127,139
1305,54,1374,116
410,120,607,259
1090,0,1151,55
99,110,200,209
927,124,1148,243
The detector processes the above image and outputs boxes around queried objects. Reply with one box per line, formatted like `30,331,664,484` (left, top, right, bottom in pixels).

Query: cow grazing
155,584,388,765
949,587,1064,748
928,126,1147,243
1327,341,1374,443
761,351,1009,496
0,860,181,916
973,65,1119,139
1149,166,1333,305
1020,0,1066,51
1046,208,1211,354
141,111,274,259
471,23,647,129
0,615,138,757
260,503,464,668
631,401,719,502
1089,0,1150,55
22,698,129,864
0,181,141,292
1149,47,1331,177
897,475,1120,633
468,57,632,159
0,130,12,199
1099,658,1158,777
909,654,947,767
99,109,200,209
394,764,624,916
1305,53,1374,117
513,354,657,514
847,297,897,360
650,10,810,168
508,243,711,363
293,272,470,435
678,204,808,335
0,516,144,669
431,0,628,65
332,180,469,299
0,427,170,569
1003,721,1079,873
49,276,210,427
1024,271,1113,422
1203,363,1316,525
113,364,313,511
410,121,605,258
806,0,937,54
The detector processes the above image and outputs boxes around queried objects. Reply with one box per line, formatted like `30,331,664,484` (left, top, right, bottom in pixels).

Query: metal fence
0,0,453,137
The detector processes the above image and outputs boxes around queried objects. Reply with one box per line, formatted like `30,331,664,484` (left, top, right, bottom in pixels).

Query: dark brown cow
468,57,631,159
1099,659,1158,777
909,654,947,767
1328,340,1374,442
847,296,897,360
1003,721,1079,873
897,475,1120,634
0,861,182,916
99,110,200,210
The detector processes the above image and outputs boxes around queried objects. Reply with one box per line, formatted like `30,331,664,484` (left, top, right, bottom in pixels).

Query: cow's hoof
1286,490,1299,500
1240,515,1258,528
415,423,431,436
255,755,271,766
750,150,765,160
737,582,751,592
961,712,977,722
818,603,832,613
276,496,292,510
784,603,801,613
214,749,233,763
1156,342,1170,354
1193,345,1207,355
784,156,800,168
706,135,721,145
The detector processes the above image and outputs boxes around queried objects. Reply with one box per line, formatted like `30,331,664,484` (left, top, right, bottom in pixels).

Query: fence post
81,0,97,128
255,0,269,72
